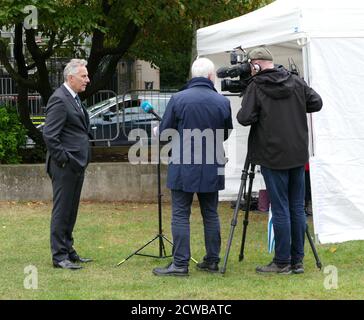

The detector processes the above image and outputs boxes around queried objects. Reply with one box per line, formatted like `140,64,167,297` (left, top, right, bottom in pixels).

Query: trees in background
0,0,272,149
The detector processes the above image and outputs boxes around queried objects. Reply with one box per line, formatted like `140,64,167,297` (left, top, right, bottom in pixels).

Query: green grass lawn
0,200,363,300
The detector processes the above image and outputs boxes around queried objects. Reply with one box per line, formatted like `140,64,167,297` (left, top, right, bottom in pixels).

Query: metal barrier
87,89,176,147
0,76,16,95
0,75,45,123
0,93,45,122
85,90,120,146
0,72,45,121
4,86,177,148
0,56,118,125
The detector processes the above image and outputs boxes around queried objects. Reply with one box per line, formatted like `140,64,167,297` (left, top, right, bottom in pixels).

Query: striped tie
75,95,84,116
75,95,82,109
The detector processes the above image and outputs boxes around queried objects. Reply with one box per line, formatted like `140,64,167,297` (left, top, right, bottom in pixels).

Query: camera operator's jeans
261,166,306,265
171,190,221,267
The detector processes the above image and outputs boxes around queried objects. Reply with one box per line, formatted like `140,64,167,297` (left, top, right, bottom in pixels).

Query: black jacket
43,85,91,173
237,66,322,169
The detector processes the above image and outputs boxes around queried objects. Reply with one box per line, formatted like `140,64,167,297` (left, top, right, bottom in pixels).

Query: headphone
253,64,261,73
249,59,261,73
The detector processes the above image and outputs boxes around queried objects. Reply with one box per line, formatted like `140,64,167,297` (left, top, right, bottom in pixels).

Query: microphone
141,101,162,121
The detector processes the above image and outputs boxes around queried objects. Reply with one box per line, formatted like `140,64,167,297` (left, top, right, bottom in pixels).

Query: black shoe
196,261,219,273
152,262,189,277
53,259,83,270
69,255,93,263
292,262,304,274
256,261,291,274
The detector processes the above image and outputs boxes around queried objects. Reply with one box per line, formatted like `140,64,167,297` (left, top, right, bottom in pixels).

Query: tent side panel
310,38,364,244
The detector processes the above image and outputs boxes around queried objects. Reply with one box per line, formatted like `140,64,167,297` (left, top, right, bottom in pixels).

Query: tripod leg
116,234,174,266
116,124,175,266
239,164,256,261
159,235,197,264
305,223,322,270
116,235,159,266
220,160,250,274
162,235,173,245
159,236,168,257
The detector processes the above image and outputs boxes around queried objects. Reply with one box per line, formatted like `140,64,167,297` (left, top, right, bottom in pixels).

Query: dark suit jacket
159,77,233,193
43,84,91,173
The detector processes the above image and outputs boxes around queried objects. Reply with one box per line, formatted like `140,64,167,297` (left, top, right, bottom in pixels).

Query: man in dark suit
43,59,92,270
153,57,233,276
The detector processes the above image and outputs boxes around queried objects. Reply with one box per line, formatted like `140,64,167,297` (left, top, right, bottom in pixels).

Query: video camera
216,48,252,94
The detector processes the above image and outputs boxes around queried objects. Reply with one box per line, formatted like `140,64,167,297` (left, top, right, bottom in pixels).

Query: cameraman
237,46,322,275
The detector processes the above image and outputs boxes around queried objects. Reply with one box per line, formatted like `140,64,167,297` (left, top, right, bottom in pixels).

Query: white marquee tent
197,0,364,244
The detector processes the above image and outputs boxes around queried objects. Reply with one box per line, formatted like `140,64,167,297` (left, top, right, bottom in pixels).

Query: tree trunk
13,24,45,149
17,86,45,147
189,21,199,79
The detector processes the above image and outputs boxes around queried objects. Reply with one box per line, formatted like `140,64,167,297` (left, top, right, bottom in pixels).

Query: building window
145,81,153,90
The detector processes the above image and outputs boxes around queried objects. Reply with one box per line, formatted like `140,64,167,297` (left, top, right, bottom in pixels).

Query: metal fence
87,89,176,147
0,57,121,122
0,58,179,149
22,89,177,148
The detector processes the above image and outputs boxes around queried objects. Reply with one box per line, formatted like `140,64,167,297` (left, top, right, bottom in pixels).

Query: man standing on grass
237,47,322,275
152,57,233,276
43,59,93,270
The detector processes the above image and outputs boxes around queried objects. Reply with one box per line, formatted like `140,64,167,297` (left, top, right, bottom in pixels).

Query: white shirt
63,82,84,116
63,82,77,99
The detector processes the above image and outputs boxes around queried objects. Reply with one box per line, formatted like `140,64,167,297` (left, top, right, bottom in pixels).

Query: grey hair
191,57,215,79
63,59,88,81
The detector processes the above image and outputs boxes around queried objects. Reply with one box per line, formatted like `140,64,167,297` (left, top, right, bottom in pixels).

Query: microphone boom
141,101,162,121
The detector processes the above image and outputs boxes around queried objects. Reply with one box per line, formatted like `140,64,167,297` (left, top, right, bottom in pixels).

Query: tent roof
197,0,364,56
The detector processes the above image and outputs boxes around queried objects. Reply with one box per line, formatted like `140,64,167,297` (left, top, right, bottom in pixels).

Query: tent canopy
197,0,364,55
197,0,364,244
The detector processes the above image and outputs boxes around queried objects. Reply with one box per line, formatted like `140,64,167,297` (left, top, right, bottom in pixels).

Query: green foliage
0,104,27,164
130,0,274,88
0,0,273,91
0,0,273,70
0,0,274,156
159,51,192,89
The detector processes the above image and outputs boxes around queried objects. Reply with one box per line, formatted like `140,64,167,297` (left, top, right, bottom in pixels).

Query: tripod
220,156,322,274
117,119,172,266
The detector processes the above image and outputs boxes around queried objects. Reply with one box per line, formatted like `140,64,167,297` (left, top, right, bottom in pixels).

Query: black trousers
48,159,85,263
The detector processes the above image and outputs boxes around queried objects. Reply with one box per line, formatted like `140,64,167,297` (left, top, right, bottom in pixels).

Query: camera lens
221,80,244,93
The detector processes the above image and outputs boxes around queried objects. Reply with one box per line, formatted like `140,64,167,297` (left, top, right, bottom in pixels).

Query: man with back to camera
237,47,322,274
152,57,233,276
43,59,93,270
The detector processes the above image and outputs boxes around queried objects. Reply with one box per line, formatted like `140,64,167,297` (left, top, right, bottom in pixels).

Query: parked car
25,91,175,148
88,91,173,146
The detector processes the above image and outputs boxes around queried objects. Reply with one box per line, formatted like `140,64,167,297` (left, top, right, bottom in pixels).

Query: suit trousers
48,159,85,263
171,190,221,267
